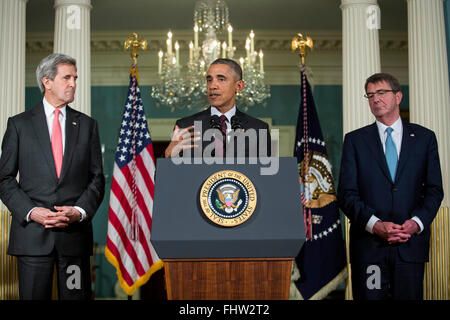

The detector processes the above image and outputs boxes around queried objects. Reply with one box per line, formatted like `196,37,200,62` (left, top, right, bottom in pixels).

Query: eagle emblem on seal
200,170,256,227
215,184,243,214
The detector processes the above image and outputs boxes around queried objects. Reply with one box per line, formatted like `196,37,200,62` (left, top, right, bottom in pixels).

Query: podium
150,158,305,300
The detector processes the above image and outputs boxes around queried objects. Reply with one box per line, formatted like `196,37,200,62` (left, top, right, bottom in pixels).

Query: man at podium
164,58,271,159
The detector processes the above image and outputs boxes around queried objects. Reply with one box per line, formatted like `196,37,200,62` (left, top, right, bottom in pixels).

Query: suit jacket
175,107,271,157
337,120,443,263
0,102,105,257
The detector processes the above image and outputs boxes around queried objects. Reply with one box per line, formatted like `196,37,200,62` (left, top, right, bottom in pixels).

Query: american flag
105,67,162,296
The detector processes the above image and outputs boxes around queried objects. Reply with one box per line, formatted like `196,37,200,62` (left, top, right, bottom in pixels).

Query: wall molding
26,30,408,53
25,30,408,86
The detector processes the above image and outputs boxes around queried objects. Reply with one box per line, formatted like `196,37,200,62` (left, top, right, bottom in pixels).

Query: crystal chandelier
151,0,270,111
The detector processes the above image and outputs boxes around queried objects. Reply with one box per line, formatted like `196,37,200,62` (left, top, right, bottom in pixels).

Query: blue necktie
385,127,398,181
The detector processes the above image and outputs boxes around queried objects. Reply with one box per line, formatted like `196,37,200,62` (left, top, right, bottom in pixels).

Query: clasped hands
373,219,420,244
30,206,81,228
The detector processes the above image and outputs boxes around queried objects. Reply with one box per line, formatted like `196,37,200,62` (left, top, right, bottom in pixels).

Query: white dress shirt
365,117,424,234
43,97,66,153
376,117,402,158
210,105,236,132
26,99,86,222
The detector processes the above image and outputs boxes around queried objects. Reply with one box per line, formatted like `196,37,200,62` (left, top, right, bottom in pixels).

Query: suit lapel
31,103,58,182
362,123,393,183
200,107,211,131
196,107,212,151
235,109,249,129
233,109,251,156
395,121,414,182
59,106,80,183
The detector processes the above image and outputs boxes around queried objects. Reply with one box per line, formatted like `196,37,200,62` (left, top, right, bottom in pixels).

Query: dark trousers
17,250,91,300
351,246,425,300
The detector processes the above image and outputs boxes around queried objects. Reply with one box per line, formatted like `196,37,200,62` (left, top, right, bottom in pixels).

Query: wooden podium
163,258,292,300
151,158,304,300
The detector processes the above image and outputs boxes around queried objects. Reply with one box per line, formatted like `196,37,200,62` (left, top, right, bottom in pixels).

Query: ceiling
26,0,407,33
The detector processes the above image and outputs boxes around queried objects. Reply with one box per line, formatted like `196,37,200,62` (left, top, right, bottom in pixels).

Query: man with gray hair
0,53,105,299
338,72,443,299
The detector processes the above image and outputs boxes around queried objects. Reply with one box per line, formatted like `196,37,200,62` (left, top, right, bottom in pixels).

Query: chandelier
151,0,270,112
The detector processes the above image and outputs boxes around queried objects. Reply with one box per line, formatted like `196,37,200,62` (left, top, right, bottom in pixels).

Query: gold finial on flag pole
124,33,148,65
291,33,313,65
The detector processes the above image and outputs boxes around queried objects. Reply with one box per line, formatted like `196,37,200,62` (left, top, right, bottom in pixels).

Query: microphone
231,115,243,130
209,115,222,130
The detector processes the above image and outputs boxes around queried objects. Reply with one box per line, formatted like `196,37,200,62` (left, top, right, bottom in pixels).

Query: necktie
220,114,227,140
220,115,227,156
51,109,63,178
385,127,398,181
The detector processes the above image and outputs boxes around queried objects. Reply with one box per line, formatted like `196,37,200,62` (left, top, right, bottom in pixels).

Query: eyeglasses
364,89,398,99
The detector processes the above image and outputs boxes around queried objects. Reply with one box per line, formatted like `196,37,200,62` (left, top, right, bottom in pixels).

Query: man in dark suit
338,73,443,300
0,53,105,299
165,58,271,159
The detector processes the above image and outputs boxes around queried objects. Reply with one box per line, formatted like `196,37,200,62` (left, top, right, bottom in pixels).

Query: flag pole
123,33,147,301
292,34,314,238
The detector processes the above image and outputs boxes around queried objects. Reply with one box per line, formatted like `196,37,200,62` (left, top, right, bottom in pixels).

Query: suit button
392,187,398,192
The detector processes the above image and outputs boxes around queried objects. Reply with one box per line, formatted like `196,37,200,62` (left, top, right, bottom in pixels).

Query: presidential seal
199,170,257,227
